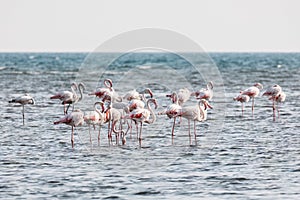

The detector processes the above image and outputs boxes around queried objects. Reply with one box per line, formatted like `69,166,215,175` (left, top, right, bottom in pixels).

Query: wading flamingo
178,99,213,144
123,98,158,146
158,92,182,138
241,83,263,116
9,94,35,125
262,84,284,120
50,82,85,114
54,109,84,148
84,102,106,145
233,93,250,116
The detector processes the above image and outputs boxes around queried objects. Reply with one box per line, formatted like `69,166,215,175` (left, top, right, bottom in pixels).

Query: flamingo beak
206,102,213,109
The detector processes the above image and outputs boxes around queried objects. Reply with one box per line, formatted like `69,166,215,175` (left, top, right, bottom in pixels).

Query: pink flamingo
191,81,214,101
166,88,191,106
9,94,35,125
54,109,84,148
262,84,284,120
50,82,85,114
84,102,106,145
178,99,213,144
123,98,158,146
233,93,250,116
241,83,263,116
159,92,182,137
104,98,125,145
89,79,122,102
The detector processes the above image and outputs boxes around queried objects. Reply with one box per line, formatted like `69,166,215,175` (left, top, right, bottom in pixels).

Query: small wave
137,65,152,69
0,66,7,70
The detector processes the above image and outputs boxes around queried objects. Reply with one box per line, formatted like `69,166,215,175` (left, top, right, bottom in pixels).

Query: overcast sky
1,0,299,52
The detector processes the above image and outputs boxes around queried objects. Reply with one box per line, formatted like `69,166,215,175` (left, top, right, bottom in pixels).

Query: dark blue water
0,52,299,199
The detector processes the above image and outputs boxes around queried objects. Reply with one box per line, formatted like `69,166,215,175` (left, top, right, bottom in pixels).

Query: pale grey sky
1,0,299,52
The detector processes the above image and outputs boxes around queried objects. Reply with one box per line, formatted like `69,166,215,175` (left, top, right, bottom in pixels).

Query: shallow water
0,52,299,199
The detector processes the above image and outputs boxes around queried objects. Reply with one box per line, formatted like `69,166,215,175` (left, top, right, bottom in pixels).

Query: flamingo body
9,94,35,125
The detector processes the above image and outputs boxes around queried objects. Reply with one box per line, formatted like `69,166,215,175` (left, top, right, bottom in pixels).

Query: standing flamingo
50,82,85,114
84,102,106,145
158,92,182,137
9,94,35,125
262,84,284,120
191,81,214,101
233,93,250,116
104,98,124,145
241,83,263,116
54,109,84,148
178,99,213,144
270,91,286,119
123,98,158,146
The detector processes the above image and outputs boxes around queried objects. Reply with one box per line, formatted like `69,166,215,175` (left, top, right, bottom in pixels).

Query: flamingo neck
146,99,156,124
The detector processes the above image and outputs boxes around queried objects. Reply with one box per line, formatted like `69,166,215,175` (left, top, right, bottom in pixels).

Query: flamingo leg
194,120,197,145
135,120,139,139
71,126,74,148
252,98,254,117
107,120,111,145
171,117,176,136
241,102,244,117
98,125,101,146
188,120,191,145
272,99,276,121
277,103,280,119
88,125,92,145
22,105,25,126
139,122,143,146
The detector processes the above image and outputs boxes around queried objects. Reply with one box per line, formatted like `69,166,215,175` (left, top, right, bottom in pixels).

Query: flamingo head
144,88,154,98
253,83,263,90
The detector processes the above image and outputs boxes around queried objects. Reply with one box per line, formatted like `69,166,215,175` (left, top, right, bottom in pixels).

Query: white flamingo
84,102,106,145
262,84,284,120
54,109,84,148
233,94,250,116
191,81,214,101
9,94,35,125
50,82,85,114
177,99,213,144
89,79,122,102
241,83,263,116
159,92,182,137
166,88,191,106
271,91,286,119
123,98,158,146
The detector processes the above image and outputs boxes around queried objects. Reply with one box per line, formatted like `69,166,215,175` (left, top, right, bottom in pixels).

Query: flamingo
158,92,182,137
166,88,191,106
177,99,213,144
50,82,85,114
54,109,84,148
269,91,286,119
103,98,124,145
89,79,122,102
233,93,250,116
9,94,35,125
262,84,284,120
241,83,263,116
123,98,158,146
84,102,106,145
191,81,214,101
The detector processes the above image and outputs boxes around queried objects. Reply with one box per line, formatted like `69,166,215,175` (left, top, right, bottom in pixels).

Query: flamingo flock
8,79,287,148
